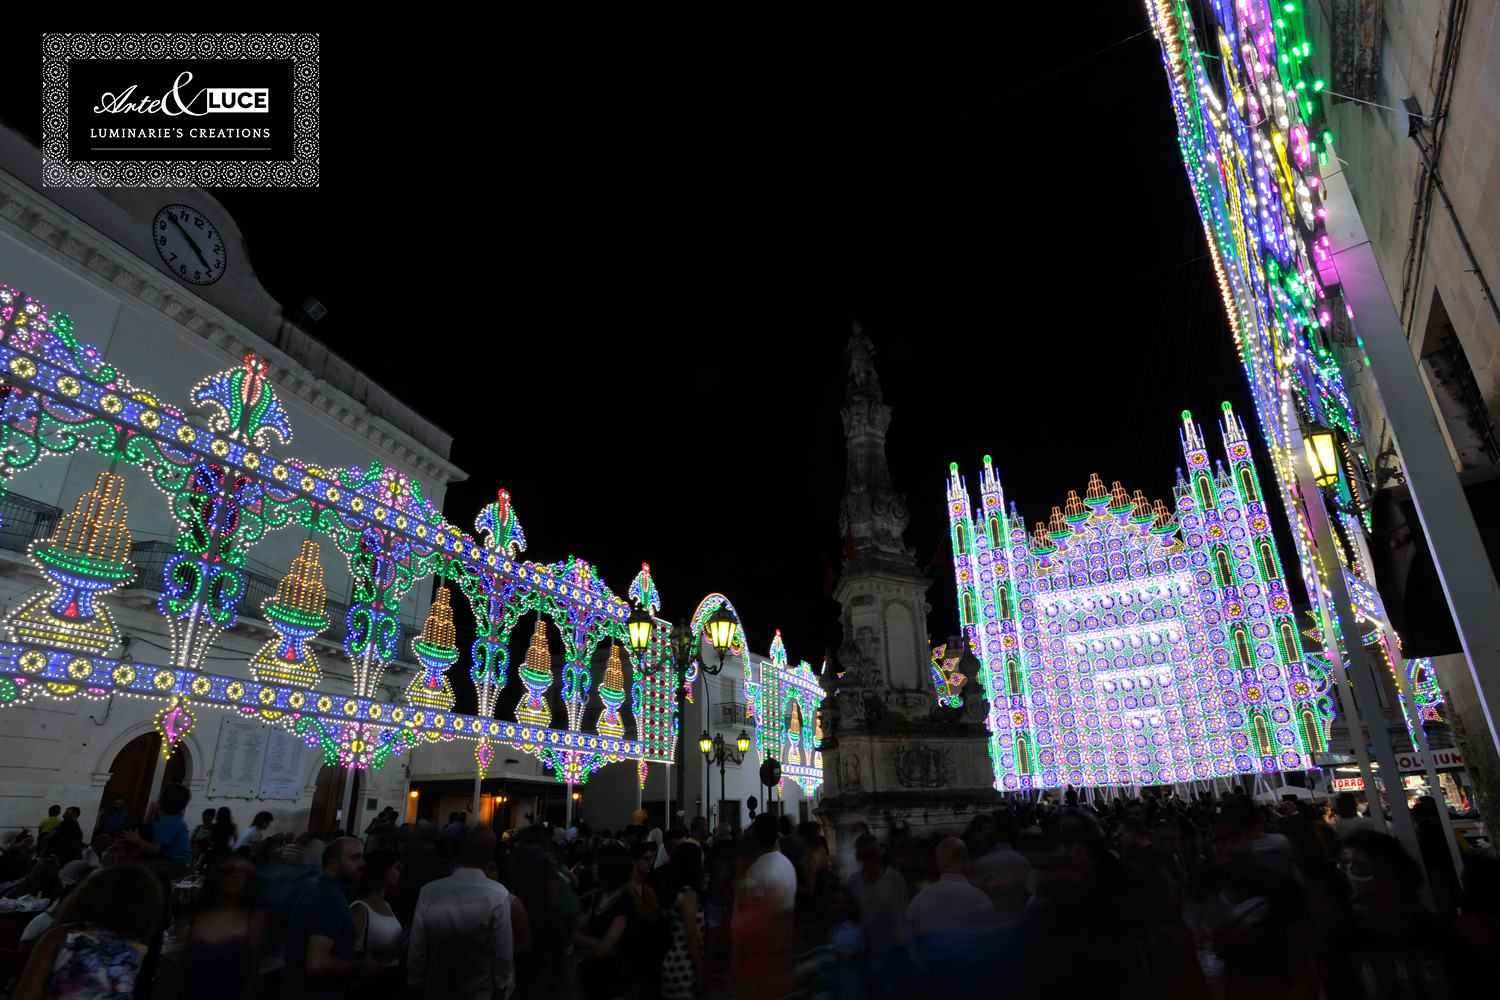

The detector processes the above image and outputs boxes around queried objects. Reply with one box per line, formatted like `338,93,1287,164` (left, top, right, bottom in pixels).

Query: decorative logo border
41,33,319,188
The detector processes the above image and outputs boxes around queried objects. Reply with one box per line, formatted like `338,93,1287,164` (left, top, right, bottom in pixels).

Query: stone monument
817,324,998,845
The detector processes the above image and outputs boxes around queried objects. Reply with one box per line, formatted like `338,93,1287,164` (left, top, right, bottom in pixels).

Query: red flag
822,557,838,596
844,523,856,561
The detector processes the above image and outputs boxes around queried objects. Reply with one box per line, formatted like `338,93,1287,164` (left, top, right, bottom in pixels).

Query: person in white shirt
407,826,522,1000
733,813,799,993
233,811,273,853
907,837,993,937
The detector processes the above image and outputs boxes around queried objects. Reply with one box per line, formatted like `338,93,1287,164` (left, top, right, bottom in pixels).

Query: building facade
0,123,464,836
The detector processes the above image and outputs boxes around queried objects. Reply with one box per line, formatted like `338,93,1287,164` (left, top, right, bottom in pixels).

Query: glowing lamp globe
627,605,654,652
736,731,751,755
706,606,736,654
699,730,713,756
1305,426,1340,488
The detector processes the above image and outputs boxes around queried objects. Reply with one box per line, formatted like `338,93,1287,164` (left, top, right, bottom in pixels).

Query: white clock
152,205,227,285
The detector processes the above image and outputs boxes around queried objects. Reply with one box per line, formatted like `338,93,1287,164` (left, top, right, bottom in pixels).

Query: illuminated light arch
0,285,666,784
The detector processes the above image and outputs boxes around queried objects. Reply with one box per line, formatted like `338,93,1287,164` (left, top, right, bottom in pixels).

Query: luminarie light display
745,628,824,795
0,283,669,781
249,539,330,688
947,403,1334,790
406,585,459,711
6,470,135,655
1145,0,1445,733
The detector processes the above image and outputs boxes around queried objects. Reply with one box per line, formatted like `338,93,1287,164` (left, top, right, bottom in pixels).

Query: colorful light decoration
0,284,672,779
929,644,966,709
516,617,554,727
1145,0,1444,728
596,643,627,738
406,585,459,711
6,471,135,655
249,540,330,688
947,404,1335,790
745,628,824,795
154,694,195,759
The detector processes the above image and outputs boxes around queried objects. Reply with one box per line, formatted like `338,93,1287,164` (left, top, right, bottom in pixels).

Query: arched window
1006,657,1021,697
1016,736,1031,775
1198,474,1215,510
1215,549,1233,587
1301,710,1320,754
1280,623,1301,662
961,592,976,625
997,584,1012,619
1234,627,1253,670
1254,714,1273,756
1239,467,1258,502
1259,542,1279,579
989,516,1003,548
954,524,969,556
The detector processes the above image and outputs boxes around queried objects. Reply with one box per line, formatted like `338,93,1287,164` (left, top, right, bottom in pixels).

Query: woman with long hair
350,849,405,996
210,807,237,856
176,853,262,999
658,843,705,1000
12,864,163,1000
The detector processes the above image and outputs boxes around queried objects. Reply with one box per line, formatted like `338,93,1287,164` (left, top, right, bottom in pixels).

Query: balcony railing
716,701,748,728
0,493,62,553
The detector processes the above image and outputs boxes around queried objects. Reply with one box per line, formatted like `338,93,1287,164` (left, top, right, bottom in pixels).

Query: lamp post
701,728,751,832
629,603,738,824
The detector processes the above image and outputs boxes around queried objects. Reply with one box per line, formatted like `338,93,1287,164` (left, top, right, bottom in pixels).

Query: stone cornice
0,172,466,488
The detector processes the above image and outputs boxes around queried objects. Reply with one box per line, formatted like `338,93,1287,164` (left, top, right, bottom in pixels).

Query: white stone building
0,123,466,837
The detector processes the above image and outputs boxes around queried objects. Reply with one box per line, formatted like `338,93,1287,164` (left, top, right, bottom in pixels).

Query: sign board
1392,749,1464,773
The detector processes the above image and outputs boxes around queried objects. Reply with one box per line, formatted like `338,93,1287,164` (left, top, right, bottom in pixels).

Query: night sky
3,11,1299,711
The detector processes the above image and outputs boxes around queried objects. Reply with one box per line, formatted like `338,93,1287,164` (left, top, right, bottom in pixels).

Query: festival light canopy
0,283,805,786
947,404,1335,790
1145,0,1444,732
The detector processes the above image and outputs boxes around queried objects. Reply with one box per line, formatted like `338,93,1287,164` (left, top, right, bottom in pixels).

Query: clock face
152,205,227,285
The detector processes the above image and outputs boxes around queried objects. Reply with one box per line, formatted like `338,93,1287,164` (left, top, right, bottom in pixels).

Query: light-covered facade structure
946,404,1334,790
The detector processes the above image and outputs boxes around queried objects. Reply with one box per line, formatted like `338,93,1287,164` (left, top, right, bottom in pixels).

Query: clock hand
169,216,213,270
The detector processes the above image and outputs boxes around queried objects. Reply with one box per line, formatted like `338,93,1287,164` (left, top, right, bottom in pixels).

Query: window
1198,474,1215,510
1280,622,1301,662
1006,657,1021,697
989,516,1003,548
961,592,976,625
1239,467,1257,502
997,584,1012,619
1016,736,1031,775
1234,628,1253,670
1260,542,1279,579
954,524,970,556
1215,550,1233,587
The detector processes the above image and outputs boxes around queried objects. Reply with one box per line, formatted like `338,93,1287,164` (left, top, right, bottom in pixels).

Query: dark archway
308,765,361,838
97,731,185,832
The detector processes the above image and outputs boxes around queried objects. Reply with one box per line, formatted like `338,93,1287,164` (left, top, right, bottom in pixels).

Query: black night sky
2,10,1300,711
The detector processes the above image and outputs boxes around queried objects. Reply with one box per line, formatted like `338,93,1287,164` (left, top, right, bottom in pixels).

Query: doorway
98,731,186,833
308,766,361,837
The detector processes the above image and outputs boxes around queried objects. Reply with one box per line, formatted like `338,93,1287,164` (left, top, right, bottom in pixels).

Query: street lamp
701,729,750,831
1304,423,1341,488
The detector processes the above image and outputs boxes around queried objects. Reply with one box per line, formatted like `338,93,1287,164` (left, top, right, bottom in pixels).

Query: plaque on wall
259,728,308,800
208,717,269,798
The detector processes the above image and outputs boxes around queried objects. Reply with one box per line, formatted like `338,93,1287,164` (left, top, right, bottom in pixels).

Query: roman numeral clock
153,204,226,285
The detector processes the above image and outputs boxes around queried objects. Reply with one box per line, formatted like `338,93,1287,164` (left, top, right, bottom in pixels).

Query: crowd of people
0,784,1496,999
